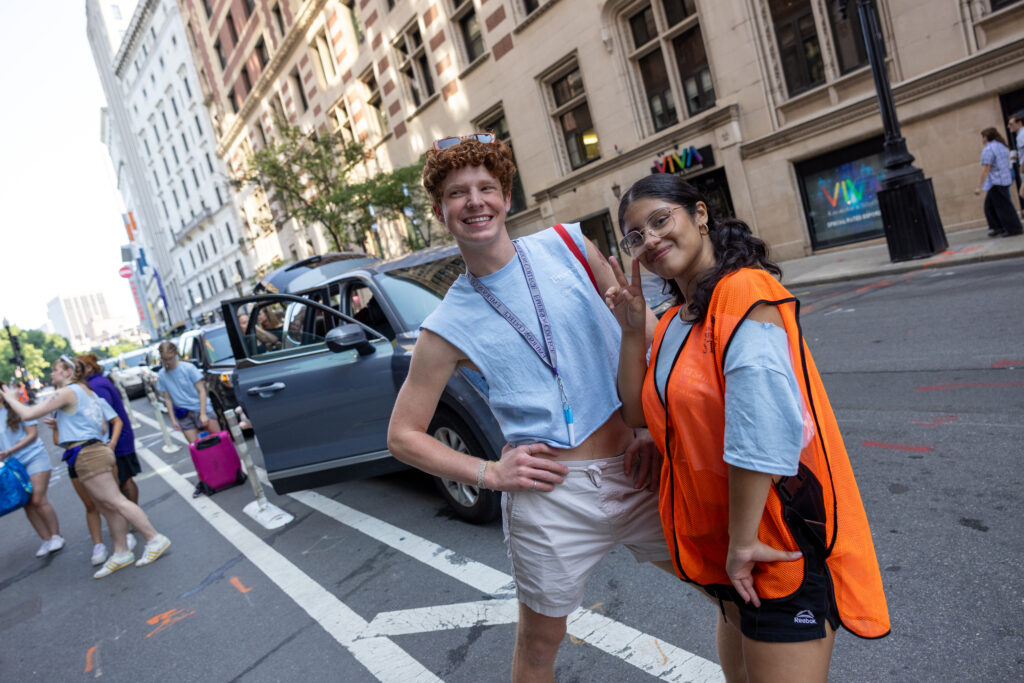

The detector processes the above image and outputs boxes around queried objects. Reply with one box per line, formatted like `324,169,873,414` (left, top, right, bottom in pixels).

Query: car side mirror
325,324,375,356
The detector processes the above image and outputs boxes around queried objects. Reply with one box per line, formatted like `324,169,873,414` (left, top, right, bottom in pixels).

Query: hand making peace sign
604,256,651,335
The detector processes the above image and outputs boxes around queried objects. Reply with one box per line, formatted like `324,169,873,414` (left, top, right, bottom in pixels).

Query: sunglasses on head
432,133,496,151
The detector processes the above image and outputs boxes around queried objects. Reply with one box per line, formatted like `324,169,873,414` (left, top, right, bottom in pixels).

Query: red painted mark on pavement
855,279,890,294
916,381,1024,392
959,245,983,254
230,576,253,593
145,608,196,638
913,415,957,427
921,251,954,267
863,441,933,453
992,360,1024,368
84,645,98,673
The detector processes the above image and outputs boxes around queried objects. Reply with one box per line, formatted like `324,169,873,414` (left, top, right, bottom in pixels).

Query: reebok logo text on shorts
794,609,818,625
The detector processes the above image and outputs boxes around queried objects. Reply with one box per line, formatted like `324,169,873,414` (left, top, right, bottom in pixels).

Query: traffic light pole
3,318,34,403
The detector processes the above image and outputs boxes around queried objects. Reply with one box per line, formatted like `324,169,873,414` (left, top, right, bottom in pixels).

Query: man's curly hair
422,138,517,204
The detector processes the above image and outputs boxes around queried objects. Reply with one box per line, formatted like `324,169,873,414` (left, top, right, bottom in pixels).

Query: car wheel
429,411,500,524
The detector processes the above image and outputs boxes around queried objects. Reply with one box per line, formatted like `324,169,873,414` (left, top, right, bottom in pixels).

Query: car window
347,284,395,340
243,301,289,358
178,334,194,361
202,327,234,363
120,349,149,367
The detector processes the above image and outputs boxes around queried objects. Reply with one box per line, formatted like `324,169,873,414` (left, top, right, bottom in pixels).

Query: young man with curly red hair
388,135,671,680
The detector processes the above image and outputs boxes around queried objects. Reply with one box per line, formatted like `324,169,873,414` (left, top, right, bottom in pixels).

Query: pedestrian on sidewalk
975,127,1023,237
388,134,669,681
1,356,171,578
606,174,890,682
0,394,64,558
155,341,218,443
79,354,142,505
1006,112,1024,209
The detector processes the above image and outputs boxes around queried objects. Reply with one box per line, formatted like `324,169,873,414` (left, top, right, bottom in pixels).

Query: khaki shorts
501,453,670,617
73,442,117,481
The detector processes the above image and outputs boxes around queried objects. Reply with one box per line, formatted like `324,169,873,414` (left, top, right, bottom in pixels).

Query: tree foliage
233,120,443,254
0,327,71,383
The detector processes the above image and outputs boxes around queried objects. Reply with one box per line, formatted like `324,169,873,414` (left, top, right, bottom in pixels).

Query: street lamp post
2,317,33,402
839,0,948,261
232,272,244,297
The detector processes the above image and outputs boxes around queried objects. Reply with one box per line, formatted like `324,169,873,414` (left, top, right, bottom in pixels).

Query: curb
782,247,1024,288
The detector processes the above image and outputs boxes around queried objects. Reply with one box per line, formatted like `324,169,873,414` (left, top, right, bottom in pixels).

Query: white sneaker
35,540,51,557
135,534,171,567
126,533,137,552
91,544,108,566
48,535,65,552
93,551,135,579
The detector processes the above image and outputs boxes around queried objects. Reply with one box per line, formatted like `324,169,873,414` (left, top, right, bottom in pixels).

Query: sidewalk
778,227,1024,287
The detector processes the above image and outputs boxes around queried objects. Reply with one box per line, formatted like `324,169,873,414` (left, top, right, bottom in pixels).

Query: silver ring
527,445,532,455
531,480,537,491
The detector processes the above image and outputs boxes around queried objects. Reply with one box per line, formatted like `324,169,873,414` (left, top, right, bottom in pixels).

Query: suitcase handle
194,435,223,450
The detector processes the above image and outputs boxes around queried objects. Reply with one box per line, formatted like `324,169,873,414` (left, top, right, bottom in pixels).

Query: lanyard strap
466,242,575,445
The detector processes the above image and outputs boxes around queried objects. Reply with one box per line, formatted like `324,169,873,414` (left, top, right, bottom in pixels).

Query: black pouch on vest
775,462,828,566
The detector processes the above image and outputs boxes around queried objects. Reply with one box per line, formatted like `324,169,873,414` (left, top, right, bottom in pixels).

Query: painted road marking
134,411,723,681
365,598,520,636
230,576,253,593
291,490,723,682
861,441,933,453
145,608,196,638
136,446,441,682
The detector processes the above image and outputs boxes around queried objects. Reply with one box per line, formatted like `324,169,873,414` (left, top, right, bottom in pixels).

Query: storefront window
795,137,887,249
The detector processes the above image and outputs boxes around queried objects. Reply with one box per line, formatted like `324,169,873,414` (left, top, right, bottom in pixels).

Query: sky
0,2,137,331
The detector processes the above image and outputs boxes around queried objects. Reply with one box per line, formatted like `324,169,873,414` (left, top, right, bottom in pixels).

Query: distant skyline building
47,292,122,350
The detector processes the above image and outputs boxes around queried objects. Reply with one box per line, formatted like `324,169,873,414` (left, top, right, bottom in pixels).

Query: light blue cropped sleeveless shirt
56,383,117,446
421,224,621,448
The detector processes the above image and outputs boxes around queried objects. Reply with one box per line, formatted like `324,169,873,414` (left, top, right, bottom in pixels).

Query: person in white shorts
387,134,671,681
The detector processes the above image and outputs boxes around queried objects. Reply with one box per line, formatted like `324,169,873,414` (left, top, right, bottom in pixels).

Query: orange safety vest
643,267,890,639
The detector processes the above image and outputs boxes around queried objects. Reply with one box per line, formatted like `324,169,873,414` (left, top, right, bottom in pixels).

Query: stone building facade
178,0,1024,266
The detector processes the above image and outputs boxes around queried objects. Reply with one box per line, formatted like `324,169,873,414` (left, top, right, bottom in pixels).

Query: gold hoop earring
699,224,708,235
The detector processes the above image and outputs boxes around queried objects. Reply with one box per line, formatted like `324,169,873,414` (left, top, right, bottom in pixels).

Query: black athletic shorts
115,453,142,485
702,466,840,643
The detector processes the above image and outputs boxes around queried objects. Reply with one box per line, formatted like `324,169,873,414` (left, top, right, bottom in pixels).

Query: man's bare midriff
456,359,634,462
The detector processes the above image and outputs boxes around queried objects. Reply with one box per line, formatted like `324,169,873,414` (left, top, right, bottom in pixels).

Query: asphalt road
1,257,1021,682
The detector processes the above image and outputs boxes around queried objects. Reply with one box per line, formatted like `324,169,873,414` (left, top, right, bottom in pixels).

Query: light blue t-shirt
653,317,805,476
56,383,118,446
421,224,621,448
156,362,213,412
0,407,49,465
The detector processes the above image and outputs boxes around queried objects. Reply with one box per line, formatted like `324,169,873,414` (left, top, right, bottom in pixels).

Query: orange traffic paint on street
84,645,98,673
230,576,253,593
913,415,958,427
145,608,196,639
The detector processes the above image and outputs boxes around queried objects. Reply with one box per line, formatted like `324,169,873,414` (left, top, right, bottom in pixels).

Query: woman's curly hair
422,138,517,204
617,174,781,322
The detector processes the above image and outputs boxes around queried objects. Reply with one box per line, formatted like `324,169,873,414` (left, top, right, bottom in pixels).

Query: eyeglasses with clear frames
618,206,685,256
432,132,496,151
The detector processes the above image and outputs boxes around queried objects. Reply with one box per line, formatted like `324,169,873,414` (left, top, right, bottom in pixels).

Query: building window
215,185,223,205
332,104,355,143
477,109,527,214
271,3,285,39
826,2,868,74
181,132,190,152
522,0,540,15
153,170,160,186
181,179,190,199
211,234,218,254
220,269,228,289
243,0,255,20
452,0,485,64
205,152,214,173
240,65,253,93
163,157,171,174
172,189,180,208
152,124,160,142
170,97,179,116
202,0,213,19
225,11,239,46
361,71,387,135
673,26,714,116
256,36,270,69
548,65,600,170
198,281,206,299
394,23,435,108
143,138,151,156
214,39,227,69
312,30,336,86
623,1,712,132
194,115,202,135
231,86,243,113
183,77,193,99
192,168,201,188
172,145,180,164
161,111,170,129
255,121,268,147
991,0,1023,10
225,222,234,244
163,200,170,219
769,0,825,97
271,93,287,126
289,69,308,113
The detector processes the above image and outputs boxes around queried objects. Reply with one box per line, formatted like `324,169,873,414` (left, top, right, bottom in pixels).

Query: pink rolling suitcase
189,431,246,496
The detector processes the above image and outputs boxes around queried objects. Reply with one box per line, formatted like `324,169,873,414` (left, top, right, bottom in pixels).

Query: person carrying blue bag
1,392,63,557
1,356,171,579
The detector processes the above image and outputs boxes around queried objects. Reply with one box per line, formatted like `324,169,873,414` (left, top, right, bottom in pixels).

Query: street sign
119,265,133,278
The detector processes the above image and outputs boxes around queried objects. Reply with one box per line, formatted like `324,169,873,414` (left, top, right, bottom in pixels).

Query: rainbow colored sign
651,145,713,175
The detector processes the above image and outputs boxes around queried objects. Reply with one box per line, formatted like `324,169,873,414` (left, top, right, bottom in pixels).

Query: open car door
222,294,402,494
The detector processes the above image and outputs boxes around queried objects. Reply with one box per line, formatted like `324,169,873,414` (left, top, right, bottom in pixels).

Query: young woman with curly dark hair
605,173,890,682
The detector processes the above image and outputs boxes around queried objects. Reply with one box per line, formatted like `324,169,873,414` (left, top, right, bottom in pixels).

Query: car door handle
247,382,286,397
